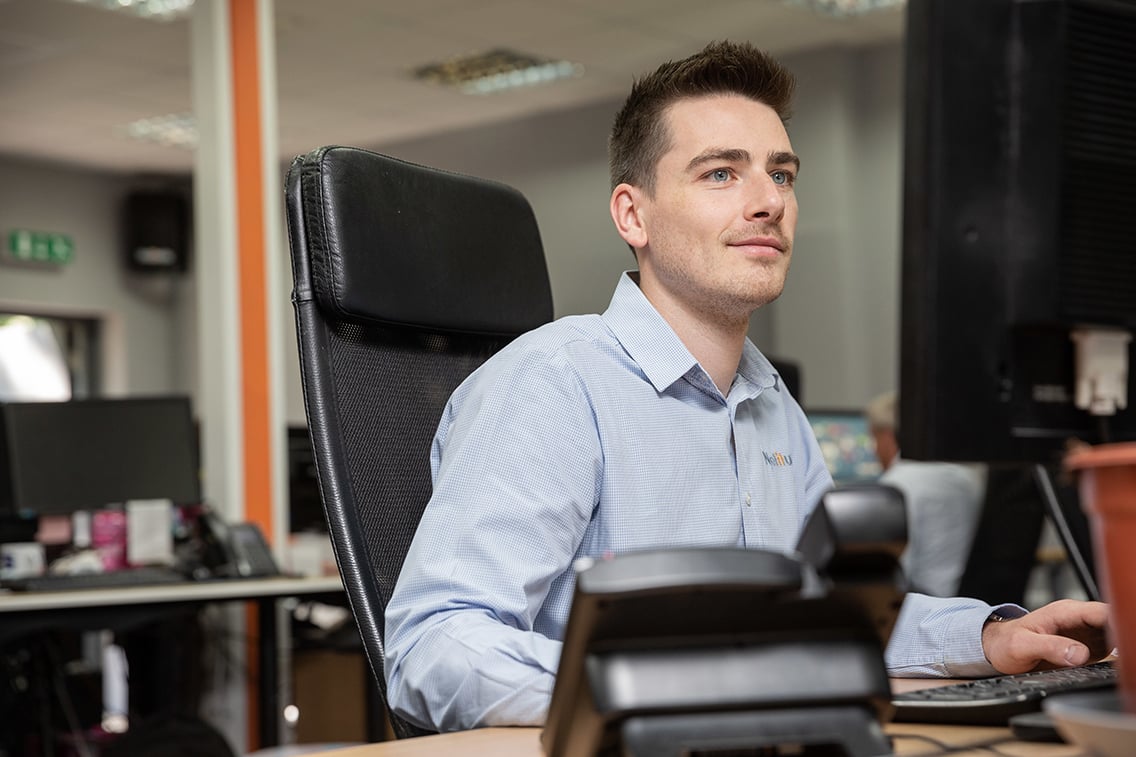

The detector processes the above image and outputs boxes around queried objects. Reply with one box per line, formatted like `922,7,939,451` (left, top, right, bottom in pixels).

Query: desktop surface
308,676,1115,757
317,717,1085,757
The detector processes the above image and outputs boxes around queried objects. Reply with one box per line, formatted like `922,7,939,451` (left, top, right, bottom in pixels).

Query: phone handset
198,508,280,578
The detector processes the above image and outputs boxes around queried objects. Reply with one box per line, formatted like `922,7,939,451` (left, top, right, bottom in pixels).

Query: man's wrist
981,605,1028,668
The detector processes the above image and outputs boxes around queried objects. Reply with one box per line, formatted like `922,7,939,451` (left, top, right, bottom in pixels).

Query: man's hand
981,599,1112,674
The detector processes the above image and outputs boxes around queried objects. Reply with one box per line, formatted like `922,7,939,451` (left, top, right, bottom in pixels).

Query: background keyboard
1,565,190,592
891,660,1118,725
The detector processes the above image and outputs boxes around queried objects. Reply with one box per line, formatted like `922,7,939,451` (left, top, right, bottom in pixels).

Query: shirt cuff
944,602,1027,678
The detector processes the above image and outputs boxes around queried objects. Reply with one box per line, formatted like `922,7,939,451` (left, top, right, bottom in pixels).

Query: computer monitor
766,355,802,405
287,425,326,533
899,0,1136,464
0,396,201,516
807,408,881,483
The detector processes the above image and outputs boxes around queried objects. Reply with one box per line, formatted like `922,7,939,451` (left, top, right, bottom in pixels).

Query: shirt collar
736,338,781,398
601,272,781,399
602,272,696,392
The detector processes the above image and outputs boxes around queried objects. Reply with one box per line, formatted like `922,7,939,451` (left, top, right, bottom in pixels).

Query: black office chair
284,146,554,738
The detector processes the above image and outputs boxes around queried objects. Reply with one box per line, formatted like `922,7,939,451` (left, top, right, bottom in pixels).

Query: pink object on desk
91,509,128,570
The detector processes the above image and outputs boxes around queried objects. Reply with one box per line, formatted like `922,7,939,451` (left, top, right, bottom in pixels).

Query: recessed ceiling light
63,0,195,22
414,48,584,95
785,0,905,17
123,113,197,149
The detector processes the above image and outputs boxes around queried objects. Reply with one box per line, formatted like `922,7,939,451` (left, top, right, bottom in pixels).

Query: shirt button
745,493,752,506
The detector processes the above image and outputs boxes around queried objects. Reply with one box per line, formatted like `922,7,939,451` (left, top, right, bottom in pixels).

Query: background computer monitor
0,396,201,516
898,0,1136,464
287,425,327,534
766,356,802,406
807,408,881,484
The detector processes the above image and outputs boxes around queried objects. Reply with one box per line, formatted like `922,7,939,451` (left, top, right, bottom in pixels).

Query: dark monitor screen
0,396,201,516
287,425,326,533
899,0,1136,463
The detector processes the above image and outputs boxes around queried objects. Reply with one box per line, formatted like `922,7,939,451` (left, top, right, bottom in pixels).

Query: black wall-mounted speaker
123,191,189,273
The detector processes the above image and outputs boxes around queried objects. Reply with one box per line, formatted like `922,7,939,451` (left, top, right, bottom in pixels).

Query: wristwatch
986,607,1028,624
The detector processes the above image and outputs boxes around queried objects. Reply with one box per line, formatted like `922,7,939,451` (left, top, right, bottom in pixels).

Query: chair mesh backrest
328,321,507,607
285,146,552,739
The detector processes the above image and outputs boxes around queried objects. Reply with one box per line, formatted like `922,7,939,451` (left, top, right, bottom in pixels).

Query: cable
890,732,1023,755
1033,463,1100,601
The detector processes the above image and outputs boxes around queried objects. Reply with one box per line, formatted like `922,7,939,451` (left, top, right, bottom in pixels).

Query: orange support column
230,2,278,751
229,0,273,543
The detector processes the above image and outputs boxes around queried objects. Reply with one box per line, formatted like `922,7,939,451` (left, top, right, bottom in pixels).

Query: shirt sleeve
886,593,1026,678
383,344,601,731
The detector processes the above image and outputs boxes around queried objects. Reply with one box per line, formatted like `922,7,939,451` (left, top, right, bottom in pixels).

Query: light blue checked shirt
384,272,1010,732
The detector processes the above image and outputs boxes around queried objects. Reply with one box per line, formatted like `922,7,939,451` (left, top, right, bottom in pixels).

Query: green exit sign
7,229,75,266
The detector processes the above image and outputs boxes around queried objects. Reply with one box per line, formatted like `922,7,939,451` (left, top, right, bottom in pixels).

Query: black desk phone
542,483,909,757
197,509,279,578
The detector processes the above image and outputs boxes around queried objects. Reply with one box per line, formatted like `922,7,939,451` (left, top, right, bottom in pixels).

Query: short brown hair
609,41,796,193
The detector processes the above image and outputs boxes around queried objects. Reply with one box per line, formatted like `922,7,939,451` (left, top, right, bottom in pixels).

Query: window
0,313,100,401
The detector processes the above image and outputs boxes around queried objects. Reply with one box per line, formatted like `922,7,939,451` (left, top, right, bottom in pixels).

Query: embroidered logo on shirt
762,450,793,467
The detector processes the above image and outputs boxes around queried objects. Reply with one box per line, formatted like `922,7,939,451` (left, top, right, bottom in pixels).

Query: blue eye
771,170,794,186
709,168,731,182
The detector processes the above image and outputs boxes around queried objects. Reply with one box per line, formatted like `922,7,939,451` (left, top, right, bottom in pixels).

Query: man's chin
741,276,788,311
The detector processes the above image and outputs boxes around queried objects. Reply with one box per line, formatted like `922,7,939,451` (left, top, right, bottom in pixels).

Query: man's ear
610,183,648,250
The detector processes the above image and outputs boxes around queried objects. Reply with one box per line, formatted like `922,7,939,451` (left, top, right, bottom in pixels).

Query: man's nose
744,174,786,221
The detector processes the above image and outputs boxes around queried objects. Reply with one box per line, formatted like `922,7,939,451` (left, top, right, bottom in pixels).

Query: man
865,391,986,597
384,41,1110,732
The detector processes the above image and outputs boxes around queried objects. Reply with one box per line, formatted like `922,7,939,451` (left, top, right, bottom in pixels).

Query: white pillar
190,0,285,749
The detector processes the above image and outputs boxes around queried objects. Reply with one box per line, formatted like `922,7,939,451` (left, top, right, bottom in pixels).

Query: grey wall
775,43,904,409
2,40,906,424
0,155,196,398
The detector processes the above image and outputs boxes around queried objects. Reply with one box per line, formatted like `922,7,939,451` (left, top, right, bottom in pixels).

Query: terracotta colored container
1067,442,1136,714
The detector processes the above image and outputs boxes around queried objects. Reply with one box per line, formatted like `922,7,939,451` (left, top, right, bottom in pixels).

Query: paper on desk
126,499,174,566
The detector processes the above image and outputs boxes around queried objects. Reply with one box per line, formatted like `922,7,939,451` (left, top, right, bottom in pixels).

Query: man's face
615,94,799,327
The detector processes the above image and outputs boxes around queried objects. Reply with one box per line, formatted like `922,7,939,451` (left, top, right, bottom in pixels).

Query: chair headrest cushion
296,146,553,336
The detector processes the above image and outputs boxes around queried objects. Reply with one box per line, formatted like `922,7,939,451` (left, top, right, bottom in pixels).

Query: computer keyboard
891,660,1118,726
0,565,191,592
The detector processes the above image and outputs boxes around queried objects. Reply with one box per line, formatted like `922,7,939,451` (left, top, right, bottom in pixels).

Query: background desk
0,574,345,747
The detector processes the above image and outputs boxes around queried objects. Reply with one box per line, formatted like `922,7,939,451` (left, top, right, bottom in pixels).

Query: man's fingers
1015,635,1093,671
1057,640,1090,668
1019,600,1113,661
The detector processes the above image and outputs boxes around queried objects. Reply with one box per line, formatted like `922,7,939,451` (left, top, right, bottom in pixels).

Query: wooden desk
312,680,1083,757
313,725,1082,757
0,574,345,747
